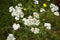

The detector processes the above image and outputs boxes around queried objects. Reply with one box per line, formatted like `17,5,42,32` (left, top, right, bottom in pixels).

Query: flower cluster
22,12,40,26
9,3,24,21
44,23,51,30
50,3,59,16
6,34,16,40
31,27,40,34
12,23,20,30
22,16,40,26
33,0,39,4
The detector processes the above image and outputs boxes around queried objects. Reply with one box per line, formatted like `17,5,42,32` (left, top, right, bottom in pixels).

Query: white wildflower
28,16,32,19
13,23,20,30
50,3,59,12
6,34,16,40
9,4,24,21
18,3,22,7
34,27,40,34
44,23,51,30
24,19,31,26
15,17,19,21
33,0,37,1
31,27,40,34
47,0,50,1
23,17,40,26
9,6,14,12
19,12,24,18
31,27,34,32
50,3,55,8
32,18,40,26
22,18,26,21
34,0,39,4
54,11,60,16
35,20,40,26
33,12,39,18
40,8,45,12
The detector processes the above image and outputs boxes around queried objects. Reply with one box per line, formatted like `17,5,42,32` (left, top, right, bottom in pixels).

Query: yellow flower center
43,3,47,7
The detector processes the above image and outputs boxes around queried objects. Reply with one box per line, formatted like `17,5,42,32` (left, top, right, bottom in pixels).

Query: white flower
35,20,40,26
34,27,40,34
9,4,24,21
47,0,50,1
40,8,45,12
28,16,32,19
9,6,14,12
33,0,37,1
18,3,22,7
15,5,22,10
50,3,59,12
44,23,51,30
24,19,33,26
33,12,39,18
6,34,16,40
31,27,40,34
19,12,24,18
34,0,39,4
13,23,20,30
54,11,60,16
50,3,55,8
15,17,19,21
51,6,59,12
22,18,26,21
31,27,34,32
23,17,40,26
32,18,40,26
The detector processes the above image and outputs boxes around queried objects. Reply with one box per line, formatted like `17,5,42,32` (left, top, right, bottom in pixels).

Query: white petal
33,12,39,18
54,11,60,16
15,17,19,21
44,23,51,30
31,27,34,32
13,23,20,30
34,28,40,34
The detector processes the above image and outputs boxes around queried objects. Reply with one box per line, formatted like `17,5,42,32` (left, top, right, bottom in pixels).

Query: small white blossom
23,19,30,26
34,27,40,34
32,18,40,26
15,17,19,21
22,18,27,21
6,34,16,40
28,16,32,19
33,0,37,1
40,8,45,12
18,3,22,7
54,11,60,16
50,3,55,8
9,6,14,12
35,20,40,26
13,23,20,30
34,0,39,4
23,17,40,26
44,23,51,30
9,4,24,21
33,12,39,18
47,0,50,1
31,27,34,32
31,27,40,34
50,3,59,12
19,12,24,18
